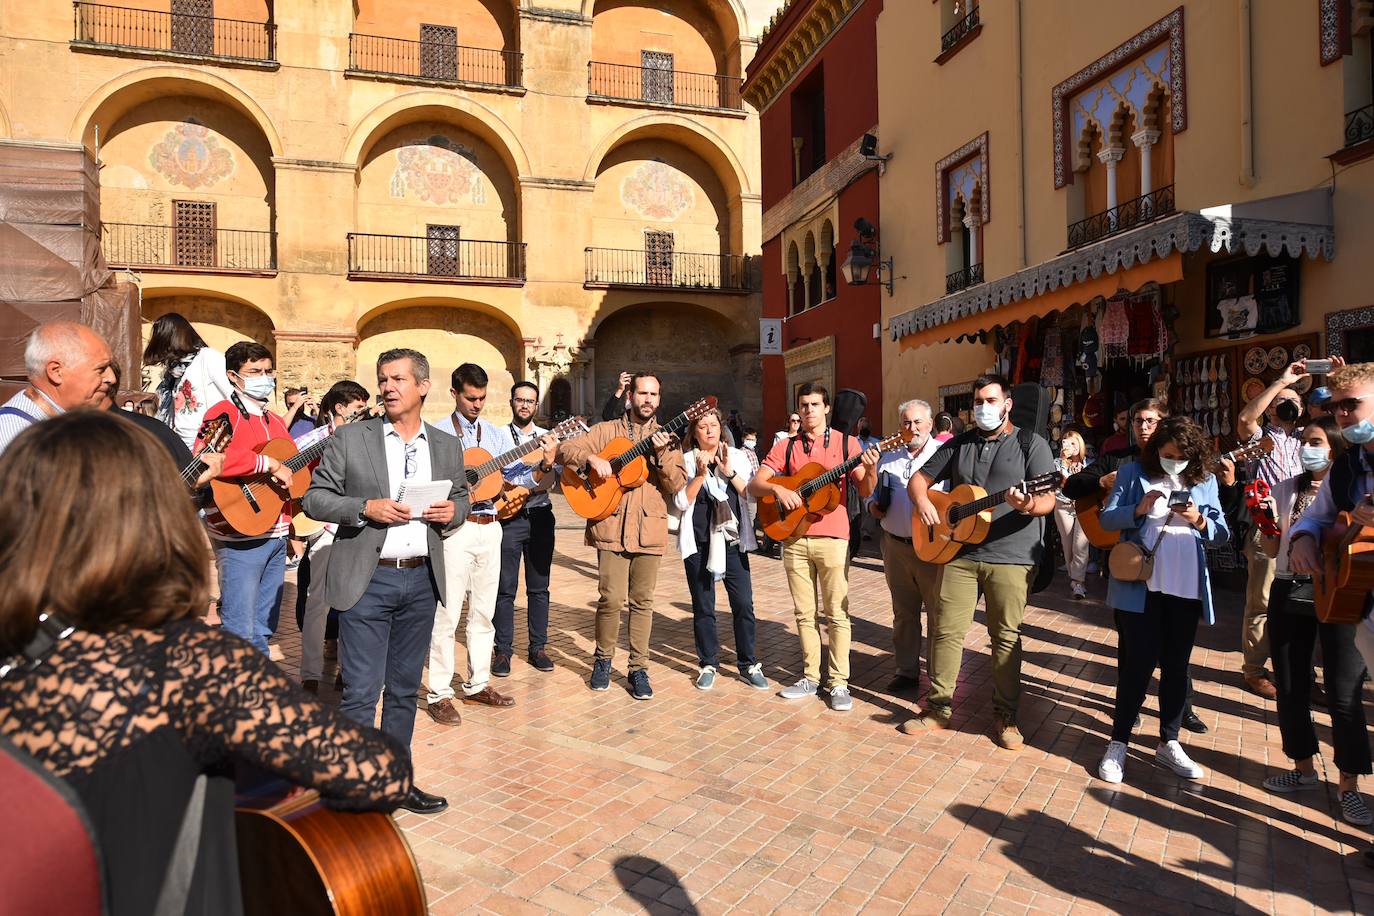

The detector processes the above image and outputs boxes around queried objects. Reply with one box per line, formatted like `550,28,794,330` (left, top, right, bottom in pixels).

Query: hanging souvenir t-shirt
1217,295,1258,337
1100,299,1130,359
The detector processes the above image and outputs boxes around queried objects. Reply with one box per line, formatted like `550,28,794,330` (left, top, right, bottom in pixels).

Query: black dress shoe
887,675,920,693
492,652,512,677
528,648,555,672
400,786,448,814
1182,710,1209,734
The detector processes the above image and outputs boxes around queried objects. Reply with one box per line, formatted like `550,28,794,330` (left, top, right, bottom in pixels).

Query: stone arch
582,0,748,47
355,297,524,424
352,0,521,54
70,67,283,157
343,92,531,179
583,114,749,198
140,291,276,389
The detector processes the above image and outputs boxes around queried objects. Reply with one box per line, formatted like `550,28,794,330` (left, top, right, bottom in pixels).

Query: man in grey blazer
303,347,469,815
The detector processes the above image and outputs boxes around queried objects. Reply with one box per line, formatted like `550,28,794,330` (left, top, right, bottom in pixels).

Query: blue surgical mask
973,403,1005,432
239,374,276,402
1299,445,1331,472
1343,417,1374,445
1160,457,1190,477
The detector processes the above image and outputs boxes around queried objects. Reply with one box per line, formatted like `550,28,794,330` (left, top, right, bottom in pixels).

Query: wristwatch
538,461,554,474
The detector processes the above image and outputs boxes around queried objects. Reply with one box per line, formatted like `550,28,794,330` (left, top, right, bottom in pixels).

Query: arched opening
350,0,520,86
786,241,802,315
819,219,836,303
356,302,522,424
547,377,573,421
140,293,275,390
588,0,745,105
803,231,820,309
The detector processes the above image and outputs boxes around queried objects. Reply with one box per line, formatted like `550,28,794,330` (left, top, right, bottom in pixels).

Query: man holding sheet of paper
303,347,468,815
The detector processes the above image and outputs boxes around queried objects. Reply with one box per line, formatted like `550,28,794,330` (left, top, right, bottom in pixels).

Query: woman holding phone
1053,431,1091,599
1095,416,1229,784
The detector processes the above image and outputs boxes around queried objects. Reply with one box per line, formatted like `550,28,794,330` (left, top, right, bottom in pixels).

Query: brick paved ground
273,506,1374,914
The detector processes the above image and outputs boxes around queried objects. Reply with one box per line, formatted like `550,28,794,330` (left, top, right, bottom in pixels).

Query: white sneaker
1098,740,1128,784
1156,740,1205,779
779,677,818,700
695,666,716,690
828,685,853,711
1071,582,1087,600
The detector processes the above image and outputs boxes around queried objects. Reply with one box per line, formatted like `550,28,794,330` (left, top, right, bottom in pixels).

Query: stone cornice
761,130,877,242
271,157,355,173
743,0,864,113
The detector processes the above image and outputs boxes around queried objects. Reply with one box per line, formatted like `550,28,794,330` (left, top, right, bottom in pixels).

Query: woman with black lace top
0,411,411,916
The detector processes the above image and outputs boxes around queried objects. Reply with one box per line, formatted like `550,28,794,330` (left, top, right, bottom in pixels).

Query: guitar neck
180,456,208,489
948,485,1018,524
799,452,865,498
285,438,326,473
612,412,689,472
475,436,546,480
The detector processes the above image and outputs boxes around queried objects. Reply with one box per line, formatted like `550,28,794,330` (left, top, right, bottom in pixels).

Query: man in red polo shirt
751,383,879,711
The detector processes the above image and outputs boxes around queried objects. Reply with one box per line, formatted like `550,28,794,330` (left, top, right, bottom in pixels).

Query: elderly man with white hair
0,321,116,454
866,398,944,695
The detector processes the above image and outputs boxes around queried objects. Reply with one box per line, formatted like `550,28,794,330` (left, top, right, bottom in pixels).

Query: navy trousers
683,542,757,671
494,506,554,654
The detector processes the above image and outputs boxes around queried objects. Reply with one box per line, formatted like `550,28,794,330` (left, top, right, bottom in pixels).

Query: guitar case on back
1009,382,1057,595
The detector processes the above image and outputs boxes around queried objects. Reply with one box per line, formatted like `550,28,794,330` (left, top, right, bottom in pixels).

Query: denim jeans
215,536,286,654
683,542,756,671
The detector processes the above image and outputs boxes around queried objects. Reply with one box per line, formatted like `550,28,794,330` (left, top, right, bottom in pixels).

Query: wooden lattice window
173,200,216,268
426,224,460,276
419,24,458,81
641,51,674,103
645,230,674,286
171,0,214,55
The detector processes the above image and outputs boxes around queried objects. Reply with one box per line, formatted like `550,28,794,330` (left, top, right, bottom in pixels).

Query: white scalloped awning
890,191,1335,342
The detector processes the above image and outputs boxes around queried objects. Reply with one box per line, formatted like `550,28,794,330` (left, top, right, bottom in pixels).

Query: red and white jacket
197,395,293,541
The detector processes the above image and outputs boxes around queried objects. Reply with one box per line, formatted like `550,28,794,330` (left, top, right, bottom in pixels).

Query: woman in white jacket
675,409,767,691
142,312,235,450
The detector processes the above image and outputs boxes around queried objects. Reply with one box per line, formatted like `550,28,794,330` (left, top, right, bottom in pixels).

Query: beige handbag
1108,522,1170,582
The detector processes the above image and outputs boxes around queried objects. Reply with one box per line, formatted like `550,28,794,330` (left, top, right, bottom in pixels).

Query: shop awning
891,190,1336,350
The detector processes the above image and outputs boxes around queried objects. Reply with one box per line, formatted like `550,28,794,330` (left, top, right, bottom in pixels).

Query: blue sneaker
590,657,612,691
628,669,653,700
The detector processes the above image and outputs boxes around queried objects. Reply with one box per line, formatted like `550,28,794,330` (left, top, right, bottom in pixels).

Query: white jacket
157,346,234,449
673,446,758,560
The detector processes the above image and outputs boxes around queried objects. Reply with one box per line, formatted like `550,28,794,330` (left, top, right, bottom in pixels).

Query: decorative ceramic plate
1293,343,1312,362
1267,346,1289,370
1244,347,1268,375
1242,377,1267,402
1049,404,1063,424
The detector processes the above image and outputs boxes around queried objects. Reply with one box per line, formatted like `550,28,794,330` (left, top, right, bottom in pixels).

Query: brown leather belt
378,557,426,569
466,514,498,525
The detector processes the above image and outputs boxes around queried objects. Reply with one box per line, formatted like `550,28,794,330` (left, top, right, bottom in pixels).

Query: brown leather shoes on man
993,713,1024,750
1244,674,1278,701
426,698,462,726
462,686,515,707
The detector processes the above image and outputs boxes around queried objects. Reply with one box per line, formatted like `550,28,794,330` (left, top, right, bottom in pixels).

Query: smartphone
1305,358,1333,375
1168,489,1191,509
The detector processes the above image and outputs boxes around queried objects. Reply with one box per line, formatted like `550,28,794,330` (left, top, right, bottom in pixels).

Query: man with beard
0,321,117,455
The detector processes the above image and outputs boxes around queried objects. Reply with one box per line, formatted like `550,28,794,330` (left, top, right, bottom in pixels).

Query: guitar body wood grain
912,485,992,564
236,790,426,916
494,482,531,520
1315,511,1374,624
462,446,503,503
210,438,307,538
754,462,843,542
1074,492,1121,549
560,436,649,521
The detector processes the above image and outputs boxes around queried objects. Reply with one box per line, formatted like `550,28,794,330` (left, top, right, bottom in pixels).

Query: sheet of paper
396,479,452,518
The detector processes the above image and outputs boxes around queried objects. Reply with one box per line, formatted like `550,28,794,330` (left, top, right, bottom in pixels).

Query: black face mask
1275,401,1301,423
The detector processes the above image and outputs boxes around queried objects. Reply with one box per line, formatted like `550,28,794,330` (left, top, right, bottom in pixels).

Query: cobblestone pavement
273,505,1374,915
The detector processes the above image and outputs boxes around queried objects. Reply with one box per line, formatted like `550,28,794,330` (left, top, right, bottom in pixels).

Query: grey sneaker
743,663,768,690
828,685,853,711
1342,791,1373,826
1263,769,1320,793
779,677,818,700
695,666,716,690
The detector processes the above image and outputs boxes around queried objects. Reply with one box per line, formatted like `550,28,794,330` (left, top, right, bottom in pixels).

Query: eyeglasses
1330,395,1372,414
788,418,800,424
512,397,537,406
403,443,417,480
1133,418,1160,427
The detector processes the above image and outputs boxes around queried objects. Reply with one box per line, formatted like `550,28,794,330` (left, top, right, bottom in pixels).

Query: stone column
1132,129,1162,212
962,212,980,266
1097,146,1125,226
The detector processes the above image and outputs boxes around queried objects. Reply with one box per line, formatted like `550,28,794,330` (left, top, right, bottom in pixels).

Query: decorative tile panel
935,132,989,243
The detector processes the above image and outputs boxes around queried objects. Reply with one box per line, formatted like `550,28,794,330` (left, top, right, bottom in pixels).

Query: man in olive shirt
908,374,1057,749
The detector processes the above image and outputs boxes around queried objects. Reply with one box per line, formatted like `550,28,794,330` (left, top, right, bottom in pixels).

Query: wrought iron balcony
73,2,275,63
1345,103,1374,148
1066,184,1176,249
584,248,756,292
347,233,526,283
945,262,984,295
348,33,521,89
101,223,275,272
587,61,743,111
940,6,980,53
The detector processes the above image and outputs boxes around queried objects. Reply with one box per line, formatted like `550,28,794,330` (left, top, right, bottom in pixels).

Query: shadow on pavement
613,855,700,914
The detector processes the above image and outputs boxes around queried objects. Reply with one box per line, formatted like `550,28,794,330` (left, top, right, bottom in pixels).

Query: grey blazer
302,416,470,611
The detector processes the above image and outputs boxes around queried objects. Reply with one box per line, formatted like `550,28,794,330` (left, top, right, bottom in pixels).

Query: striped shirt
1249,423,1303,488
0,390,47,456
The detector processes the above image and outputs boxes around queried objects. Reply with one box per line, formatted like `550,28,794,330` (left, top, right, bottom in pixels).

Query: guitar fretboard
947,473,1061,526
796,434,906,499
610,410,696,473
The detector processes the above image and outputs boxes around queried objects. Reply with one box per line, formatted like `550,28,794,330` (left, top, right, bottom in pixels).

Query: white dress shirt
434,413,513,516
379,419,433,560
867,436,943,540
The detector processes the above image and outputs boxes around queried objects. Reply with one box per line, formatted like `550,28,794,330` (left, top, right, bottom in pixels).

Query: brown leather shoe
462,686,515,707
1244,674,1278,701
301,679,319,695
426,698,463,726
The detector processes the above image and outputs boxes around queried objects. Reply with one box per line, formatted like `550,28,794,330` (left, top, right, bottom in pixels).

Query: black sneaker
628,669,653,700
528,649,555,672
590,657,612,691
1182,710,1208,734
492,652,512,678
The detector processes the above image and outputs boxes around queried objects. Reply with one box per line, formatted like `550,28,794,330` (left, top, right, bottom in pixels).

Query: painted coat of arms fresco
390,135,488,205
148,120,235,189
621,160,695,221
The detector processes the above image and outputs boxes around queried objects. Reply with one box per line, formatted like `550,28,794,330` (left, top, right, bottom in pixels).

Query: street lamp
841,218,894,296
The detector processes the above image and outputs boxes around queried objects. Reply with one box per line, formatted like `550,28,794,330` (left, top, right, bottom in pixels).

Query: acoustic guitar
1314,500,1374,624
290,407,387,539
755,429,913,542
180,415,232,491
1075,436,1273,549
562,397,717,521
494,482,531,520
236,785,425,916
462,416,588,503
913,471,1063,564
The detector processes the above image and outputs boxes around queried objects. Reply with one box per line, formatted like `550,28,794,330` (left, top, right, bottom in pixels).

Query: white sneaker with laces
779,677,817,700
1098,740,1128,784
1156,740,1205,779
829,685,853,712
1071,582,1087,600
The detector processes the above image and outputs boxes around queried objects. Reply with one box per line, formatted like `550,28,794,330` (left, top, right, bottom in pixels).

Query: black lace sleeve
163,621,411,812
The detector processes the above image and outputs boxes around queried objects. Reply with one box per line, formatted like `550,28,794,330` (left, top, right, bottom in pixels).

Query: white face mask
973,403,1005,432
1159,457,1190,477
1299,445,1330,472
238,374,276,402
743,438,756,450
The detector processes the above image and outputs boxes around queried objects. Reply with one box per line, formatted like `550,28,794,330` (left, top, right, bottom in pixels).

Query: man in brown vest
559,373,686,700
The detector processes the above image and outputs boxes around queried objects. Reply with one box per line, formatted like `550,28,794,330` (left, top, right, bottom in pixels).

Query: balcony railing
940,6,980,53
347,233,526,282
101,223,275,272
1066,184,1176,249
1345,103,1374,148
587,61,743,111
945,262,984,295
73,2,275,63
348,33,521,89
584,248,756,292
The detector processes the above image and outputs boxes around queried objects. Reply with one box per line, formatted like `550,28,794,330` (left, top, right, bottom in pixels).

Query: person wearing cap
1308,386,1333,418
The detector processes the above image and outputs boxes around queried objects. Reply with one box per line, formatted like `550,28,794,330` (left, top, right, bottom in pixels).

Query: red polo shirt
763,431,864,540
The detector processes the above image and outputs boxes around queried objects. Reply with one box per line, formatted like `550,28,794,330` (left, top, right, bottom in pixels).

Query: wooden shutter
173,200,216,268
645,231,674,286
419,24,458,81
426,225,460,276
641,51,674,103
171,0,214,56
